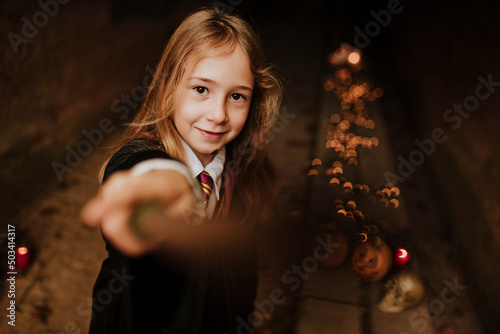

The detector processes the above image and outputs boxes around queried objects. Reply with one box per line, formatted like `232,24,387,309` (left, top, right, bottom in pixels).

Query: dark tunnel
1,0,499,333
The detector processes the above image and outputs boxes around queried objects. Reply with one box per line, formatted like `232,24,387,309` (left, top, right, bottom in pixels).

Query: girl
82,5,282,334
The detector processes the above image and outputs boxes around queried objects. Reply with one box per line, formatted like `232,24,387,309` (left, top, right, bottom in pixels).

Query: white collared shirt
130,141,226,219
181,140,225,218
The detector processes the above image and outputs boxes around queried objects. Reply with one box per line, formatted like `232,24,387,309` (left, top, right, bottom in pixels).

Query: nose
206,97,228,124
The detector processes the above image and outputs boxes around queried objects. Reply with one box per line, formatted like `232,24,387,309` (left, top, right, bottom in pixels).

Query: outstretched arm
81,168,255,258
81,169,198,256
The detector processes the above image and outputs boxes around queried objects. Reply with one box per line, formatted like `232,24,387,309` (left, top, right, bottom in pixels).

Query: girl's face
174,46,254,166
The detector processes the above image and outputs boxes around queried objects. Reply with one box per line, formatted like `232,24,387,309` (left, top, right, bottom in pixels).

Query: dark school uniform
89,139,257,334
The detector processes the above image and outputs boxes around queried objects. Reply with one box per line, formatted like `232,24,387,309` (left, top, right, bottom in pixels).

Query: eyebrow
188,77,253,92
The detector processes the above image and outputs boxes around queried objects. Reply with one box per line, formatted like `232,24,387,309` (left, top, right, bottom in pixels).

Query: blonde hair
101,5,282,223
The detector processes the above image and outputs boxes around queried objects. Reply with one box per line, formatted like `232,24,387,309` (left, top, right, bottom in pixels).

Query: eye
194,86,208,95
367,256,378,268
230,93,246,101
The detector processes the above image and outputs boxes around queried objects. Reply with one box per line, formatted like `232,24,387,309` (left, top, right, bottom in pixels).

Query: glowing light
362,138,371,148
312,158,322,166
382,188,392,197
330,114,341,123
351,85,366,98
340,43,352,54
355,117,366,126
354,210,365,220
373,87,384,98
16,246,31,270
332,160,342,168
365,120,375,129
358,233,368,242
335,145,345,152
346,149,357,158
348,51,361,65
339,120,350,130
332,167,343,175
307,169,319,176
335,68,351,80
394,247,411,270
398,248,408,259
323,79,334,92
390,199,400,208
344,187,353,194
391,187,400,197
348,158,358,166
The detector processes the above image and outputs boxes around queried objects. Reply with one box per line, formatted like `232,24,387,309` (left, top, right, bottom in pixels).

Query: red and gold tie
198,171,214,207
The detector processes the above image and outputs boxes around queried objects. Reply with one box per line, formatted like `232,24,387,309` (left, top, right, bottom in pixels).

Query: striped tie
198,171,214,207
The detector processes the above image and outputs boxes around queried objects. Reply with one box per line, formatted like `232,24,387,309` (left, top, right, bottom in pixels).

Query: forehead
187,45,254,88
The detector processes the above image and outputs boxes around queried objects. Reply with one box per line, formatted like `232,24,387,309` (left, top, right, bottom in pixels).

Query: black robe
89,141,257,334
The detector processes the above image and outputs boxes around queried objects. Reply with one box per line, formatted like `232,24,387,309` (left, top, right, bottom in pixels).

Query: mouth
197,128,227,139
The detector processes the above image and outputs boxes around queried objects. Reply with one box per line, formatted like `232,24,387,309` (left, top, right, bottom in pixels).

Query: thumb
81,195,105,227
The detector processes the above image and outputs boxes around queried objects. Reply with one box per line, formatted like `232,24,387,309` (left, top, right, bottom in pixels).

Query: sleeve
103,140,206,223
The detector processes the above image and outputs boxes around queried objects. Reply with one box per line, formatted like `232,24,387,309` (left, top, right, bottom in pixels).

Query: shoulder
103,138,171,182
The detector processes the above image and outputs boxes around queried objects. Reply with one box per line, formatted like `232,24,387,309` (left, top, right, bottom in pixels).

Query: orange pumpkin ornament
349,235,392,282
305,223,349,269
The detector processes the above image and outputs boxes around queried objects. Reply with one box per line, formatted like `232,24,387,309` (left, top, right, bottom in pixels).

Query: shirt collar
181,140,225,201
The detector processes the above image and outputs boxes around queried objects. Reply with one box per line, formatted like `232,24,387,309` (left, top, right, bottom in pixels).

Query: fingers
80,169,197,257
80,195,104,227
99,208,156,257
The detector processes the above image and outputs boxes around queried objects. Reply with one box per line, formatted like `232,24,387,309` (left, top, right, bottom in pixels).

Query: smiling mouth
197,128,227,138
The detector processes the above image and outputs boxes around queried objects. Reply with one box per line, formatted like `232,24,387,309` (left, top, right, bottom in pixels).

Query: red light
394,247,410,270
16,246,31,270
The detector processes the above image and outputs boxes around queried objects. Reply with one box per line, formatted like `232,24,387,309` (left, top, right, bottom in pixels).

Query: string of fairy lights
306,43,401,244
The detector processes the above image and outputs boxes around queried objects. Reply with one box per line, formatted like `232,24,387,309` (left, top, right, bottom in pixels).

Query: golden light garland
306,42,399,242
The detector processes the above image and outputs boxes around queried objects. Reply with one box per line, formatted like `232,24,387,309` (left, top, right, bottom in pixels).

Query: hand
81,169,196,257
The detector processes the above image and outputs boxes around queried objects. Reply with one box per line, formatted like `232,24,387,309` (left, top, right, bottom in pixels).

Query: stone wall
0,0,200,223
360,0,500,331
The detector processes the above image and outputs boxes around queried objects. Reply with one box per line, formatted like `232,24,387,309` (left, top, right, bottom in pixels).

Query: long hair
100,5,282,223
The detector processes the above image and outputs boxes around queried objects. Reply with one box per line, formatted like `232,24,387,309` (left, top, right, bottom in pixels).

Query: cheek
232,109,250,133
173,104,196,129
